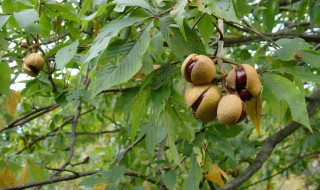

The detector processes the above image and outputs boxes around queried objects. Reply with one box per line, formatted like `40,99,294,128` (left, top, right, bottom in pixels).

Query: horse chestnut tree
0,1,320,190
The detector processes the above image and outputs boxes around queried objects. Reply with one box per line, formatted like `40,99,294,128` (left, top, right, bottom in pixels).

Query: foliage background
0,0,320,189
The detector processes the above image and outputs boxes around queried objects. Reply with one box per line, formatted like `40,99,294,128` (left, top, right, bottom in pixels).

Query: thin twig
118,135,146,165
0,104,60,133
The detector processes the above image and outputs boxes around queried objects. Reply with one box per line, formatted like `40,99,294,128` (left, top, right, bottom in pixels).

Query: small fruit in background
217,94,246,125
226,64,261,101
185,84,222,122
181,54,216,85
22,53,44,77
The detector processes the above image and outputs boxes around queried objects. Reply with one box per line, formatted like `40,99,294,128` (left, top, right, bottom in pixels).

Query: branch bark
217,89,320,190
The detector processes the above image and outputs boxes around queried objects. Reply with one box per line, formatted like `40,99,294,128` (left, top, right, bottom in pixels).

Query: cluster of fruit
22,53,44,77
181,54,261,125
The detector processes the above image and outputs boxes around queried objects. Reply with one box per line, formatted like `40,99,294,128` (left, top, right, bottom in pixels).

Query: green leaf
55,40,79,69
162,171,176,190
160,17,206,61
299,49,320,68
113,0,154,11
309,0,319,24
207,134,234,159
131,89,150,140
185,153,202,190
78,0,93,18
262,73,311,131
79,177,106,187
274,66,320,85
211,124,245,138
163,107,181,166
13,9,40,33
85,17,146,63
197,14,214,45
274,38,312,61
166,100,195,142
262,0,279,32
92,23,152,95
198,0,239,23
0,62,11,96
0,15,10,28
170,0,188,39
103,166,126,182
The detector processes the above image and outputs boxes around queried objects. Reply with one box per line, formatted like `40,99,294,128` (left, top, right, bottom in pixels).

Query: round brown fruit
217,94,246,125
185,84,222,122
22,53,44,77
226,64,261,101
181,54,216,85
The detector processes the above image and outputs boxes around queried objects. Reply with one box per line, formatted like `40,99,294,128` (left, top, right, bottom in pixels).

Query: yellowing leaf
18,164,29,185
204,164,226,187
93,184,107,190
0,166,17,188
0,120,4,126
6,92,21,117
245,93,262,136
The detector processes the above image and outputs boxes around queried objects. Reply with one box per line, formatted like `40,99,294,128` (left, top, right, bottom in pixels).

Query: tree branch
218,89,320,190
241,150,320,189
0,104,60,133
117,134,146,165
221,33,320,47
0,169,157,190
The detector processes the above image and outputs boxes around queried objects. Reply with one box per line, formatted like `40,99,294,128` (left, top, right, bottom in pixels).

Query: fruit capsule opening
237,102,247,122
236,66,247,88
191,91,207,113
186,61,196,82
238,88,253,101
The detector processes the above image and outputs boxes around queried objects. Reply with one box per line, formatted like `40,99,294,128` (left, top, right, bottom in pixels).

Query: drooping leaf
211,124,245,138
185,153,202,190
162,171,176,190
166,100,195,142
299,49,320,68
262,73,311,131
162,106,181,166
6,92,20,117
274,66,320,84
0,15,10,28
13,9,40,33
0,62,11,96
204,164,227,187
55,40,79,69
17,164,29,185
262,0,279,32
0,165,16,188
274,38,312,61
170,0,188,39
245,93,262,136
92,23,152,95
131,89,150,140
85,17,147,63
197,14,214,45
113,0,154,11
78,0,93,18
160,16,206,61
197,0,239,23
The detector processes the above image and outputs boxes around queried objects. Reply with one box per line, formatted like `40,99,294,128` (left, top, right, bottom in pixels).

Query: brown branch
241,150,320,189
218,89,320,190
0,169,157,190
221,33,320,47
41,32,69,45
0,104,60,133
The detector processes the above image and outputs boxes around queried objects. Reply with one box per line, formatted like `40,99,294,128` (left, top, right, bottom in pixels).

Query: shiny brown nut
185,84,222,122
226,64,261,101
217,94,247,125
22,53,44,77
181,54,216,85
